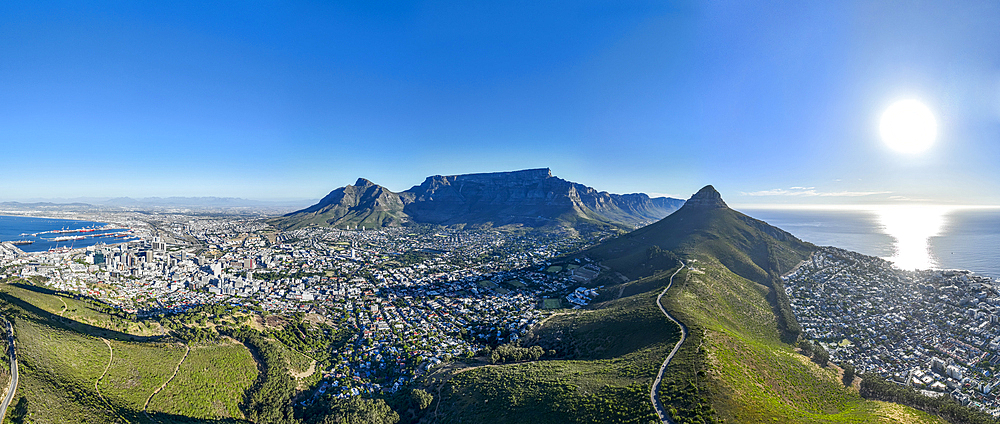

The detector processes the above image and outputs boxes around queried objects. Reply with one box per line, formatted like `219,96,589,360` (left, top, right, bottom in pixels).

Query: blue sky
2,1,999,205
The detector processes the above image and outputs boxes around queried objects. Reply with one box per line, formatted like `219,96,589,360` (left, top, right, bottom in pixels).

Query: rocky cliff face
679,185,728,209
274,169,684,230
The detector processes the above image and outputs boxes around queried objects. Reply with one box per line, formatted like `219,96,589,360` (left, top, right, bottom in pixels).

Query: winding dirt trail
650,260,686,424
94,337,129,423
143,343,190,423
95,338,113,401
58,297,68,316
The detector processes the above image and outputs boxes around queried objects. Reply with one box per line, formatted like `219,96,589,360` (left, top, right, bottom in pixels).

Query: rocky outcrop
274,169,684,230
679,185,728,209
269,178,408,230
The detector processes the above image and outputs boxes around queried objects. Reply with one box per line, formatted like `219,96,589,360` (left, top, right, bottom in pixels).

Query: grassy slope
0,322,9,398
97,340,187,413
2,283,165,338
442,197,943,424
586,204,814,283
667,255,945,423
433,276,681,424
9,317,120,424
580,201,943,422
272,341,320,390
148,341,258,421
0,282,257,423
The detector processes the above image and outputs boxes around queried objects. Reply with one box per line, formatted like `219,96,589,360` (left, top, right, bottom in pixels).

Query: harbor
0,215,138,253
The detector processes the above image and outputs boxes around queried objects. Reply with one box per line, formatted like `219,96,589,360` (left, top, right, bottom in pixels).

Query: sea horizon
741,205,1000,279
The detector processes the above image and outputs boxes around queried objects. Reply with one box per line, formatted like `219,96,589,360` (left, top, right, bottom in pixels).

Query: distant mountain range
0,197,313,212
100,197,313,209
271,168,685,230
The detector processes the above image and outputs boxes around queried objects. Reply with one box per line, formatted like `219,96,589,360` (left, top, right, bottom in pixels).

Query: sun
879,99,937,154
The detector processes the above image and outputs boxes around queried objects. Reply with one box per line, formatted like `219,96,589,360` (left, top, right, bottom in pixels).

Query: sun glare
872,205,952,270
879,99,937,154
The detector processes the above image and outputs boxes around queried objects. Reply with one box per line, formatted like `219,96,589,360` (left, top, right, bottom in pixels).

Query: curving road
1,318,18,424
650,260,686,424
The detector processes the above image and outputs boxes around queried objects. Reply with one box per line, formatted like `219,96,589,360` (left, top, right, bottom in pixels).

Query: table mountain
271,168,683,230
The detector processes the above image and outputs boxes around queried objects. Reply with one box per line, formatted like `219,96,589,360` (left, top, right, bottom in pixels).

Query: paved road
0,319,18,423
650,260,686,424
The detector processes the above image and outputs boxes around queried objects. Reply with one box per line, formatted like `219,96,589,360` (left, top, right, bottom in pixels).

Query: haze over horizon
3,1,1000,205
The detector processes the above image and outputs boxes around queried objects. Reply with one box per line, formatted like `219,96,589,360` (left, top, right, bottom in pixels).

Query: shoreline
0,215,136,254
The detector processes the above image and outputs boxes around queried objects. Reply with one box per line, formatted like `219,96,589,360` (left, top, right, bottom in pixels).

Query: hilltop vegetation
665,256,945,423
0,280,289,424
430,270,682,424
0,317,9,395
7,315,121,424
2,282,166,339
148,342,258,421
96,340,187,414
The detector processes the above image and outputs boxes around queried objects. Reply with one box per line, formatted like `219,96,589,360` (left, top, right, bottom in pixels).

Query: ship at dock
51,235,88,242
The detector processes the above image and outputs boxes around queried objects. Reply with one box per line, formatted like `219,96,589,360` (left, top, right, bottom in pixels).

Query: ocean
741,207,1000,279
0,215,136,253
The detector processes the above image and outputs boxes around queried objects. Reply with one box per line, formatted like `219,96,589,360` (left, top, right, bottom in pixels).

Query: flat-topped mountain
270,168,684,230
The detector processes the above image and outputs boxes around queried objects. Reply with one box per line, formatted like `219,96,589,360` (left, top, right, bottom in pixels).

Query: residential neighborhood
0,211,612,398
786,247,1000,415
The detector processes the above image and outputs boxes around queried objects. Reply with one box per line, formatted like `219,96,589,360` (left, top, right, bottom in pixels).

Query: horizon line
732,203,1000,211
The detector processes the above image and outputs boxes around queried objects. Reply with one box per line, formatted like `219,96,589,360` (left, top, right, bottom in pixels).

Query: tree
10,396,29,424
813,346,829,366
489,344,545,364
799,339,814,357
322,397,399,424
841,363,855,386
411,388,433,410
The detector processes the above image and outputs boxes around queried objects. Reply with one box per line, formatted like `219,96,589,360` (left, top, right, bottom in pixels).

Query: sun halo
879,99,937,154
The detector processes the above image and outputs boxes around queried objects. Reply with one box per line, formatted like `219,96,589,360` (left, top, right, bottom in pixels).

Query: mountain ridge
272,168,685,230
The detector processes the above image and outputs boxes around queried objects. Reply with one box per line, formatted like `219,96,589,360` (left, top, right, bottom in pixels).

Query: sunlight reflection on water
872,205,953,270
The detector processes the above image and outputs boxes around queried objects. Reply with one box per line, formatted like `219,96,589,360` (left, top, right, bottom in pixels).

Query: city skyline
3,1,1000,205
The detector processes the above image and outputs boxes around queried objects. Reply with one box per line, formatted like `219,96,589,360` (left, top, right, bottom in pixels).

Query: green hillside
0,281,258,424
147,342,258,420
584,185,813,282
666,256,943,423
0,318,9,400
430,278,681,424
436,185,946,424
